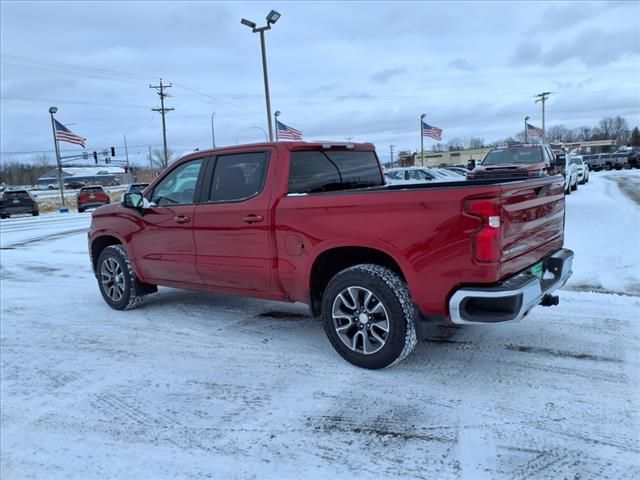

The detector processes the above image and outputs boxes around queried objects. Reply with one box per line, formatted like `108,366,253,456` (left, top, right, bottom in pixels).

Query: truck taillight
465,199,502,263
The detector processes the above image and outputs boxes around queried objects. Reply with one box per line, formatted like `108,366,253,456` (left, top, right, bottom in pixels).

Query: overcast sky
1,0,639,165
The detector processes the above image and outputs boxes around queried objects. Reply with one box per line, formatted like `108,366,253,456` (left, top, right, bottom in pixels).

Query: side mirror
467,159,476,170
122,192,144,209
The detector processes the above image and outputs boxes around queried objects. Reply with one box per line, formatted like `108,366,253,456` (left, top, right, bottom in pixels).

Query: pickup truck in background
88,141,573,369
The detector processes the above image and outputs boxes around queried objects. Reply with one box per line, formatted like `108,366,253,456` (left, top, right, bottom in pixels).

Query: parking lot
1,170,639,479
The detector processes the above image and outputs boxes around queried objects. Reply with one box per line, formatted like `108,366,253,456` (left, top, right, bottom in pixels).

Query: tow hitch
540,294,559,307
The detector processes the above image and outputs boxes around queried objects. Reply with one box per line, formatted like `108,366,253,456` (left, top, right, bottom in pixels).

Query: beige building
414,147,493,167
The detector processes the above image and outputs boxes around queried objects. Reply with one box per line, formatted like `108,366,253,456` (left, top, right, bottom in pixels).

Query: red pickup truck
88,141,573,369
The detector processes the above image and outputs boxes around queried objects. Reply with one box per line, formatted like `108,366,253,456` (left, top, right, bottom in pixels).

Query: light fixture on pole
524,116,530,143
241,10,281,142
211,112,216,148
420,113,426,166
274,111,281,141
48,106,66,207
249,126,269,142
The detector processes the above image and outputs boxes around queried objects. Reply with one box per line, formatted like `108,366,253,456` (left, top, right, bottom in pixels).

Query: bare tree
147,147,175,169
598,116,629,143
467,137,485,149
33,153,52,168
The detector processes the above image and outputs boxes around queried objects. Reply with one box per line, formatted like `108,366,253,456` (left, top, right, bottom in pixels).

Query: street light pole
274,111,280,141
524,116,530,143
420,113,426,167
48,106,65,207
250,126,269,141
241,10,281,142
211,112,216,148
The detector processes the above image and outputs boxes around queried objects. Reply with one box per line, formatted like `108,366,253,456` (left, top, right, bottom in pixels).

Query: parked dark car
0,190,39,218
77,185,110,213
66,180,86,189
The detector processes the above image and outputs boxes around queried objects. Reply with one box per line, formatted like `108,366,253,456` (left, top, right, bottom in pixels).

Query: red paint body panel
89,142,566,320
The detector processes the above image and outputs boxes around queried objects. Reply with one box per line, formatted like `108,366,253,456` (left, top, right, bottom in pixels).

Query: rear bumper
78,202,108,209
1,205,35,214
448,248,573,325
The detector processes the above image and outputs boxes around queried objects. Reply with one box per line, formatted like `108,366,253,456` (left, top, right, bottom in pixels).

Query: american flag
526,122,544,137
54,120,86,147
422,121,443,141
277,120,303,140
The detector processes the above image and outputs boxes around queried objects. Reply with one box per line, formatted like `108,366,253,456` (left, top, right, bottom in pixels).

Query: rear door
193,150,273,291
130,157,208,284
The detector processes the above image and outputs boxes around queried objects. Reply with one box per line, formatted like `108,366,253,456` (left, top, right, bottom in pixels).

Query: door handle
174,215,191,224
243,214,264,224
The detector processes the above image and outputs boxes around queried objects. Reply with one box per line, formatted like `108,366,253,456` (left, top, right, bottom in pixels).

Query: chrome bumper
449,248,574,325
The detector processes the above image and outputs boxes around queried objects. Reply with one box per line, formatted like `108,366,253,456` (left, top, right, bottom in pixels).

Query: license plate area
530,261,543,279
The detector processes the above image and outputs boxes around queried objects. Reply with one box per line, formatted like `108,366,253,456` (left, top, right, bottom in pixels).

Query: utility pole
389,144,395,166
534,92,552,142
123,134,130,170
148,145,153,171
150,79,174,167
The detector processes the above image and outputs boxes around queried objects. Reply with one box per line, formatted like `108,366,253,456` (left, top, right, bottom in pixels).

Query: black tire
32,208,39,216
321,264,417,369
78,207,85,213
96,245,146,310
571,182,577,191
565,182,571,195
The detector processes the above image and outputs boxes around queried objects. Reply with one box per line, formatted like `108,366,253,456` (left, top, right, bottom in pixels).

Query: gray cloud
448,59,476,72
370,67,408,85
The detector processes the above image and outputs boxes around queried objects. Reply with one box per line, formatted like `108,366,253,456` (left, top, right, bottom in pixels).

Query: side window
209,152,268,202
151,159,204,206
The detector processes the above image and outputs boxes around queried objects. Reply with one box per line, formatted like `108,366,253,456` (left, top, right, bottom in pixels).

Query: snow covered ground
1,171,639,479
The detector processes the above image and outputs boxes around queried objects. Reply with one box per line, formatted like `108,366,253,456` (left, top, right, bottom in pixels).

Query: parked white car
384,167,452,185
570,155,590,185
562,155,579,194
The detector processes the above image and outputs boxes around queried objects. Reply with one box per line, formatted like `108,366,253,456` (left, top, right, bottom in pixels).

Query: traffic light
93,151,98,164
111,147,116,157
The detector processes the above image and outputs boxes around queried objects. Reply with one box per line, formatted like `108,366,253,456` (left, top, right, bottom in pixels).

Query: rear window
4,191,30,200
288,150,383,194
81,186,104,193
483,148,543,165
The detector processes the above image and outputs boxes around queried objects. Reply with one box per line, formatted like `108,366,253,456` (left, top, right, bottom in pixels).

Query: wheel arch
308,246,407,317
90,234,124,273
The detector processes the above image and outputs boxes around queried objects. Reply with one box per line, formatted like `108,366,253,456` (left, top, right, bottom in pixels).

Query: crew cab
0,189,39,218
77,185,110,213
88,141,573,369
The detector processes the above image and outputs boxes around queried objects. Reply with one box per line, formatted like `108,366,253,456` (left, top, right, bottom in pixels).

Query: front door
130,157,206,285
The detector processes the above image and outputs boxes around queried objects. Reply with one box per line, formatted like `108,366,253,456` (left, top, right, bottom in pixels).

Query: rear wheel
96,245,146,310
78,207,85,213
321,264,417,369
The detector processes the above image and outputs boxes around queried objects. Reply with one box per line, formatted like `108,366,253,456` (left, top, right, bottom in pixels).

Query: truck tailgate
499,175,565,270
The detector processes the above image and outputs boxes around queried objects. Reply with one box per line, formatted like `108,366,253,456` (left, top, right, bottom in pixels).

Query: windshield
81,187,104,193
483,148,543,165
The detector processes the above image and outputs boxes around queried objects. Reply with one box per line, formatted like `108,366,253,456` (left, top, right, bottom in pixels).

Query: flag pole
420,113,426,166
48,107,65,207
524,116,530,143
274,111,280,141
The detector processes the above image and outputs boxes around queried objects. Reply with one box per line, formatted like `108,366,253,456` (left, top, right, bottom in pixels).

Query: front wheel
96,245,146,310
321,264,417,369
